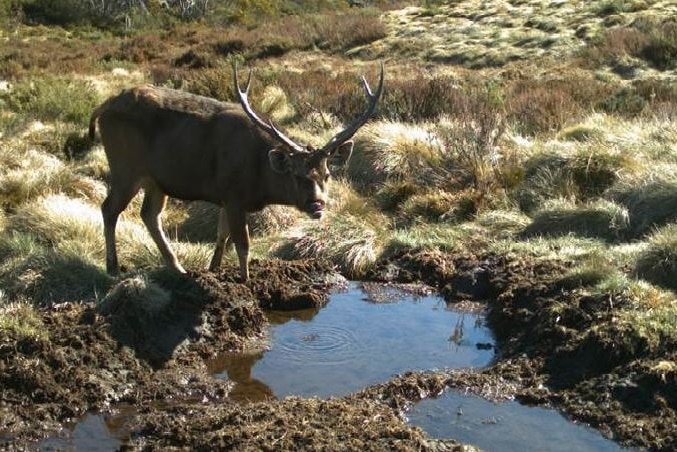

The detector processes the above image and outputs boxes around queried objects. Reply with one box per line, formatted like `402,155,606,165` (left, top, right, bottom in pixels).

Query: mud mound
0,258,341,447
99,270,266,366
124,398,466,451
244,258,342,310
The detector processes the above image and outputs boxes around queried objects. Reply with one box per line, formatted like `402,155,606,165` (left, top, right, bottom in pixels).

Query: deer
89,62,384,281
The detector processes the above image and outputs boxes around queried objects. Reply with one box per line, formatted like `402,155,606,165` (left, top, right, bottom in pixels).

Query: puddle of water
36,412,125,451
208,282,495,401
407,391,625,452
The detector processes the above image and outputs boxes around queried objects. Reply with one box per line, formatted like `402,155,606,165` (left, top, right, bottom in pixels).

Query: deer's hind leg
141,180,186,274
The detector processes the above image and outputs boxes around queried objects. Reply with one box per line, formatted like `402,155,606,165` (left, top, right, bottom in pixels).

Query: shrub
3,76,99,125
600,86,647,116
506,76,615,135
636,17,677,70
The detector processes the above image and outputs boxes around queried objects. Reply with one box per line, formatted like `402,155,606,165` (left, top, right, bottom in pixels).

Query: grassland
0,0,676,448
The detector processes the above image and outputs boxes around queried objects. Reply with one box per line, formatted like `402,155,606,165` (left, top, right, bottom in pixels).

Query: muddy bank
369,250,676,451
0,259,339,446
1,252,674,450
121,398,466,451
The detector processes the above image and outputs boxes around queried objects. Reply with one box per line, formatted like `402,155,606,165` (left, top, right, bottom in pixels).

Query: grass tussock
277,212,387,278
610,180,677,239
7,194,211,276
634,224,677,292
178,201,300,243
0,303,46,340
98,274,171,316
515,147,637,213
350,121,443,188
520,200,629,242
0,147,105,208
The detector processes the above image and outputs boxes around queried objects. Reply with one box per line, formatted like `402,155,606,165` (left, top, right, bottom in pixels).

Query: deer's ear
329,140,353,167
268,149,291,173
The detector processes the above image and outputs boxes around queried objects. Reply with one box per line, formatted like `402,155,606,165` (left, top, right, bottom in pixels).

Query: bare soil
1,253,674,450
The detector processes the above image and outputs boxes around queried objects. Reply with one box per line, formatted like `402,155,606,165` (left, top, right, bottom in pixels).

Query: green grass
0,303,46,341
520,200,629,242
634,224,677,292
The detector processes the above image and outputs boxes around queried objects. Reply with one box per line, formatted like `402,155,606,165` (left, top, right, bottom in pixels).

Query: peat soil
0,253,674,450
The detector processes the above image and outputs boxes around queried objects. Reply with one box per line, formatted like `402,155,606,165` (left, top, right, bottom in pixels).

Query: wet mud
0,253,674,450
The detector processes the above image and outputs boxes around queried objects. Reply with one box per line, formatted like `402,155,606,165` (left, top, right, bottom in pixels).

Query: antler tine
321,63,384,155
232,61,304,152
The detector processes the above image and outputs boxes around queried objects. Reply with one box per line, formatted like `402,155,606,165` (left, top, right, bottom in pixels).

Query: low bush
3,76,99,125
506,79,595,135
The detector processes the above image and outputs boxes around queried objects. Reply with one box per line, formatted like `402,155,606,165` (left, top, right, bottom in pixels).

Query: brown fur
90,85,353,280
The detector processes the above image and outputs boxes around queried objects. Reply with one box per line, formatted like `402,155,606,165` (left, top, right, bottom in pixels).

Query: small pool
207,282,495,400
407,391,625,452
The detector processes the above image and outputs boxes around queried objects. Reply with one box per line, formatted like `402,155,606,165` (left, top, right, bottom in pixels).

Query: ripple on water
274,324,365,366
209,282,496,399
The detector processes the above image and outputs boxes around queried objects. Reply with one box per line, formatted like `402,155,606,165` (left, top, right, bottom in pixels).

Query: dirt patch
121,398,468,451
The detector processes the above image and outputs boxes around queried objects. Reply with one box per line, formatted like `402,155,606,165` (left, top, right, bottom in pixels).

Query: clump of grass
569,150,632,198
375,180,419,212
178,201,300,243
0,229,112,305
515,148,635,212
98,274,171,316
559,125,605,142
382,223,468,257
474,209,531,240
350,121,443,189
557,255,619,290
520,200,629,242
513,152,578,213
0,303,46,341
7,194,211,275
634,224,677,291
398,190,459,224
2,76,100,125
0,147,105,208
277,212,387,278
610,179,677,238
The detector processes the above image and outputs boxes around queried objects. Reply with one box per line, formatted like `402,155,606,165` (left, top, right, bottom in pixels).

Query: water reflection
407,391,625,452
207,352,274,403
210,283,495,400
